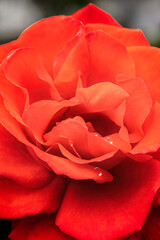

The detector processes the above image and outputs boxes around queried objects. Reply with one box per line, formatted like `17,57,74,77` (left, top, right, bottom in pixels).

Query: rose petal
56,159,160,240
85,30,135,86
9,214,74,240
15,16,83,75
116,75,152,142
72,3,121,26
129,207,160,240
0,125,53,188
54,30,135,98
74,82,128,114
0,95,31,145
0,175,67,219
22,98,79,143
86,24,149,47
131,102,160,154
0,97,112,183
128,46,160,102
0,41,16,63
0,63,27,124
45,114,119,154
141,207,160,239
34,147,113,183
4,48,52,104
153,188,160,206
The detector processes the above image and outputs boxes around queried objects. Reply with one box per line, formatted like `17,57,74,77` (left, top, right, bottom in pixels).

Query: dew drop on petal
94,133,99,137
93,167,113,183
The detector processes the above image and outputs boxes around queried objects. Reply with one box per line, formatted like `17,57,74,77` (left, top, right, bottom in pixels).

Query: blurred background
0,0,160,46
0,0,160,239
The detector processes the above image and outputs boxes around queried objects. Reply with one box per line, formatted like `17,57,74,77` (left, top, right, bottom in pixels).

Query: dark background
0,0,160,239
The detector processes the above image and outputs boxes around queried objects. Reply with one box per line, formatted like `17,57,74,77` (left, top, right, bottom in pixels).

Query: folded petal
0,41,16,63
4,48,52,104
54,30,135,98
131,102,160,154
86,24,149,47
75,82,128,114
0,125,53,188
85,30,135,86
22,98,79,143
56,159,160,240
44,116,117,160
72,3,121,26
116,75,152,142
0,175,67,219
129,207,160,240
15,16,83,74
0,96,112,183
9,214,74,240
128,46,160,102
0,63,27,124
34,147,113,183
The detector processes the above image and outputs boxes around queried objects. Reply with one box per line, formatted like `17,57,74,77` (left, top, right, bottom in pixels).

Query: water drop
69,141,73,147
94,167,103,177
93,167,113,183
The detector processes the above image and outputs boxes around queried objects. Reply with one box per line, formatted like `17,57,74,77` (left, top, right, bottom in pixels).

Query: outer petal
9,214,74,240
128,46,160,102
56,159,160,240
72,3,121,26
0,41,16,63
0,175,67,219
86,24,149,47
12,16,83,75
0,62,27,124
0,125,53,188
4,48,52,104
129,207,160,240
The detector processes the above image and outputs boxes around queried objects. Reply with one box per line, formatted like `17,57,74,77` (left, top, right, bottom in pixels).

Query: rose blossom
0,3,160,240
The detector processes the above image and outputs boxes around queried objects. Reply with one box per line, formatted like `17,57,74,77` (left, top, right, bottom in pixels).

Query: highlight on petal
0,125,53,188
9,214,74,240
0,175,67,219
56,159,160,240
128,46,160,102
86,24,149,47
72,3,121,26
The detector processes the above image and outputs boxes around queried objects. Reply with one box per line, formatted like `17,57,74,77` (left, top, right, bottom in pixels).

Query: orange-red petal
72,4,121,26
56,159,160,240
9,214,74,240
0,176,67,219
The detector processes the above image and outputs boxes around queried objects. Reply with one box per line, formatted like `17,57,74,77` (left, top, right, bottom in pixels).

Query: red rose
0,4,160,240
